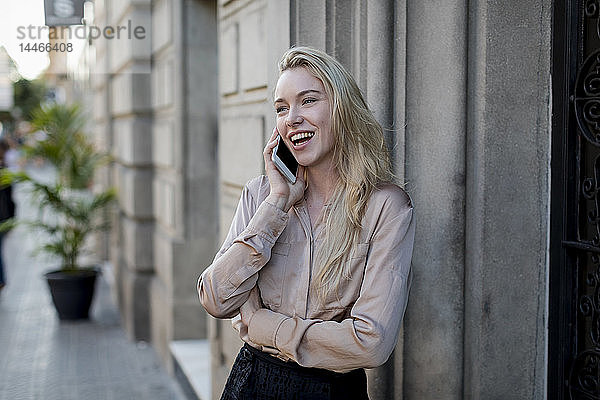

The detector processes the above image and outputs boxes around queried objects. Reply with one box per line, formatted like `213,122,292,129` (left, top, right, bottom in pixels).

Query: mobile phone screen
275,137,298,176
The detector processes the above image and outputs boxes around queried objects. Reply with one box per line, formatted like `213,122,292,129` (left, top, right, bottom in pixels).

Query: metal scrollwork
569,99,600,400
559,0,600,395
570,250,600,399
587,0,600,15
570,350,600,399
585,177,597,199
581,157,600,246
574,52,600,146
579,263,600,341
587,0,600,40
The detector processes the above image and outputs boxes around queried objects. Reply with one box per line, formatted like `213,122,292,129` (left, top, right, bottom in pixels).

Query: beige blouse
198,175,415,373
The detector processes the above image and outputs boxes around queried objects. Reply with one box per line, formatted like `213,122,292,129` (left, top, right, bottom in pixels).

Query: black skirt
220,344,369,400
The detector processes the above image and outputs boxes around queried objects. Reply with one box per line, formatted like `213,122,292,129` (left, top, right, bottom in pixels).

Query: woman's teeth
291,132,314,146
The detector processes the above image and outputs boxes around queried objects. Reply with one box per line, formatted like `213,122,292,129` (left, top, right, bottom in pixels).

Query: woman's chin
294,156,312,167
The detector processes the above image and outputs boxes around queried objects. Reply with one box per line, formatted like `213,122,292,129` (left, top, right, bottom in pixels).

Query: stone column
391,5,408,398
290,0,326,49
104,0,154,342
150,0,218,368
403,0,468,398
463,1,551,398
364,2,397,398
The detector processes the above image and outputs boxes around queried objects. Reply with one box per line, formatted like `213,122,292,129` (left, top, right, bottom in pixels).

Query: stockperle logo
44,0,86,26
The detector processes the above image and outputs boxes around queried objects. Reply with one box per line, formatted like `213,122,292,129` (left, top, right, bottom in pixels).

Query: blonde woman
198,46,415,400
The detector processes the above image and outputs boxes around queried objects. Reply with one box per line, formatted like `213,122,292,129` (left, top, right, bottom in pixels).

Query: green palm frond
6,102,118,270
30,103,86,139
0,218,17,232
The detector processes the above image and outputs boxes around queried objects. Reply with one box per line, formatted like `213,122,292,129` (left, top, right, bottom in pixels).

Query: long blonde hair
278,47,395,303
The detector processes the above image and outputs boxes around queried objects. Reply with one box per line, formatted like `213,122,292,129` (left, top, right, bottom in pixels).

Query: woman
198,46,415,399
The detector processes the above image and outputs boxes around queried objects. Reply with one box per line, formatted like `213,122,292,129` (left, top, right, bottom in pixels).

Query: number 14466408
19,42,73,53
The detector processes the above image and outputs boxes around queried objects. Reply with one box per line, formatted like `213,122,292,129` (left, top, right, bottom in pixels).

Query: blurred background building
34,0,581,399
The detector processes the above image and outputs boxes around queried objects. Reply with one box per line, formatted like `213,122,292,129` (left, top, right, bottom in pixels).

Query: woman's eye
303,98,316,105
275,106,288,114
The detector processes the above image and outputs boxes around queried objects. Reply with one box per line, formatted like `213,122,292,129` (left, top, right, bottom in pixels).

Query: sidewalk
0,165,187,400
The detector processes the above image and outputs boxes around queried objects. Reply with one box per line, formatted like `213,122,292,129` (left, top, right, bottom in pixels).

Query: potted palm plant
1,103,116,320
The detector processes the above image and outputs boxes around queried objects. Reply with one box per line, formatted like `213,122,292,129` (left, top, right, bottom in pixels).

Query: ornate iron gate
551,1,600,398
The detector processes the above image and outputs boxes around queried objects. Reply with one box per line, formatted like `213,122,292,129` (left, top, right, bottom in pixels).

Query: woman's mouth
290,131,315,148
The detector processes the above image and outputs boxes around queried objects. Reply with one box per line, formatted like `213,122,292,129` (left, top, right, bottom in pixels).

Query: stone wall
91,0,218,370
90,0,155,342
403,1,468,397
463,1,551,398
149,0,218,368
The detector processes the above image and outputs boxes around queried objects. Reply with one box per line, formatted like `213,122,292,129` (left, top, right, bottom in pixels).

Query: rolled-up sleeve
247,198,415,372
198,182,288,319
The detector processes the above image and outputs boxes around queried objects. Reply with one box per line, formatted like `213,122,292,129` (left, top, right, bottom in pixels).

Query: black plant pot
45,268,99,320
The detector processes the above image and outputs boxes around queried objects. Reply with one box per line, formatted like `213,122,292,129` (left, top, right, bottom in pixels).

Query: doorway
550,1,600,398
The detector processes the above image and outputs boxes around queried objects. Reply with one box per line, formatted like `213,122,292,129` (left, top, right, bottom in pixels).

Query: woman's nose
286,107,303,126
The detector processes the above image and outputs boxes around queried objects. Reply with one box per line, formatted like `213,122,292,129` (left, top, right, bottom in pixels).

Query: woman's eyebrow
297,89,321,97
274,89,322,105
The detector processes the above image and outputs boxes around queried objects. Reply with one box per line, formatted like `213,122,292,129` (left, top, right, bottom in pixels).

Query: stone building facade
89,0,218,363
87,0,552,398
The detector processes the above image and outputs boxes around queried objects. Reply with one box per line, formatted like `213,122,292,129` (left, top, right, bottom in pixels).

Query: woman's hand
263,128,305,212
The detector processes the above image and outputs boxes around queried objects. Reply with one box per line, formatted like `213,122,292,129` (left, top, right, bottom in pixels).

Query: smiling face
274,67,334,171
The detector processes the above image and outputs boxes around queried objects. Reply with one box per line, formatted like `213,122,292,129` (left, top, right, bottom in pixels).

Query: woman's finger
265,137,278,149
263,141,278,159
264,132,279,153
264,129,278,150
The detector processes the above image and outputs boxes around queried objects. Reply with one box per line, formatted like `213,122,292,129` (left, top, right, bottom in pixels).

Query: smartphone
271,135,298,183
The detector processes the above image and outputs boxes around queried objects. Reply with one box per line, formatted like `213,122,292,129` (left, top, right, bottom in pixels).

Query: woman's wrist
265,194,289,212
